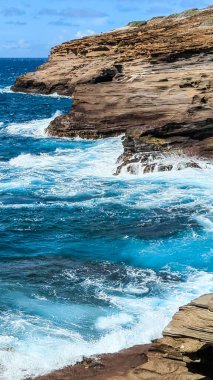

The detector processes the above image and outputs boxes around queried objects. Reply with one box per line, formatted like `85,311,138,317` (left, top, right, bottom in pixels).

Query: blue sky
0,0,212,57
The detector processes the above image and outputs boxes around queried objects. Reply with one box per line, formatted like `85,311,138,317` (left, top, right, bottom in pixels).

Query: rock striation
34,294,213,380
12,7,213,170
140,293,213,379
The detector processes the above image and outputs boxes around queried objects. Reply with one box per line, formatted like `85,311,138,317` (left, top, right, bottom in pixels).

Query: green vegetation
118,41,126,47
127,21,147,27
166,13,179,19
166,8,199,20
150,16,164,20
127,8,201,26
179,8,199,17
128,7,206,27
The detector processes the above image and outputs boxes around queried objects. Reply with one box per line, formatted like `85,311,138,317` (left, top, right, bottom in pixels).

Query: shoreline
34,294,213,380
34,345,151,380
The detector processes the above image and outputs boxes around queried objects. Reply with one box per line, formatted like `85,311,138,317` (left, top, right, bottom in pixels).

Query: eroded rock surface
12,7,213,168
116,118,213,174
34,294,213,380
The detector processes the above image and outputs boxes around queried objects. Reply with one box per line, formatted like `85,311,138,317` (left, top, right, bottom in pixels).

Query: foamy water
5,111,61,138
0,85,70,98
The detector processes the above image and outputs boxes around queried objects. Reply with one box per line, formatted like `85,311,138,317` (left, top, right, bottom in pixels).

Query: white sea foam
7,136,213,188
1,135,212,216
5,110,62,138
0,85,70,98
195,215,213,232
8,137,123,178
44,92,70,99
0,86,12,94
24,91,70,99
95,313,133,330
120,153,213,179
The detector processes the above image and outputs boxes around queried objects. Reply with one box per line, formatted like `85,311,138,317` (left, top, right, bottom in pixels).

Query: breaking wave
120,152,213,176
0,85,70,98
5,111,62,138
0,269,212,380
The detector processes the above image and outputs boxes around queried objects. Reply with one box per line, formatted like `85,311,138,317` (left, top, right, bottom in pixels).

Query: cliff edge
12,7,213,171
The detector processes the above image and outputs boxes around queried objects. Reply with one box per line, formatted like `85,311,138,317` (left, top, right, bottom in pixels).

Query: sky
0,0,212,57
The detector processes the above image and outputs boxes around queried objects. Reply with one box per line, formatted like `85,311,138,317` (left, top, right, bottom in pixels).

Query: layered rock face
142,293,213,379
12,7,213,169
35,294,213,380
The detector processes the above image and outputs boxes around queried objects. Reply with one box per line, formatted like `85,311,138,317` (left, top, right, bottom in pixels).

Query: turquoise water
0,59,213,379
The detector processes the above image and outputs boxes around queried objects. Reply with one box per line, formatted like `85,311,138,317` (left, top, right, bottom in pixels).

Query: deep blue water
0,59,213,379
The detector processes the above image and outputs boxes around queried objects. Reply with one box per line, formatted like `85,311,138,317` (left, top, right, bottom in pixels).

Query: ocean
0,58,212,380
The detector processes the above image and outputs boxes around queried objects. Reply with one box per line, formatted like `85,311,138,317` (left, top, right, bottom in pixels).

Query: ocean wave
0,269,212,380
5,110,62,138
1,139,212,225
0,86,70,98
194,215,213,232
8,137,122,177
119,153,213,178
0,86,12,94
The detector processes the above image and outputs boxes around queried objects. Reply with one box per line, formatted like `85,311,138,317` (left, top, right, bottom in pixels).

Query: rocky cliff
35,293,213,380
12,7,213,170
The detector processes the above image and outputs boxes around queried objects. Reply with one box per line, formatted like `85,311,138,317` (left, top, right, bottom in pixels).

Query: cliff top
49,6,213,63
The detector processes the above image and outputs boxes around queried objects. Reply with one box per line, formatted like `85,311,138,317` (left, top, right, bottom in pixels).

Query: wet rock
118,119,213,174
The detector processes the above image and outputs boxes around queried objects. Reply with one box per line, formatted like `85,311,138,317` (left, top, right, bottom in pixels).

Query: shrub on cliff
167,8,199,19
179,8,199,17
127,21,147,27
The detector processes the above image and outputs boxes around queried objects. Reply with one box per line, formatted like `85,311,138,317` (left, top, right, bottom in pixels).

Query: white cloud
75,29,96,38
38,7,107,19
17,39,30,48
0,39,30,50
